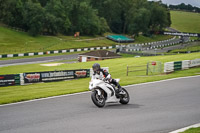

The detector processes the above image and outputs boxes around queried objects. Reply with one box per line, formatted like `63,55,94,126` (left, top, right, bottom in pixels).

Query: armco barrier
174,61,182,71
190,58,200,67
164,59,200,73
164,62,174,73
182,60,190,69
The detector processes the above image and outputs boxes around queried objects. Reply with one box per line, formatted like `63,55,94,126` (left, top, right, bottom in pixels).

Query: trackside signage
24,73,41,83
163,32,200,37
23,69,90,84
0,74,20,87
40,71,75,82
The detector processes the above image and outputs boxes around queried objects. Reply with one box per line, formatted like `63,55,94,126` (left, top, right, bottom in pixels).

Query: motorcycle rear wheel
119,88,130,104
91,90,105,108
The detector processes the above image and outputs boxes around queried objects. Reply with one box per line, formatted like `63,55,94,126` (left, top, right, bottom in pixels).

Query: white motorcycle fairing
89,79,120,103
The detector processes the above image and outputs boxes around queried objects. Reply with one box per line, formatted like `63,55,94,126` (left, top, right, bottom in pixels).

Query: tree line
0,0,171,36
169,3,200,13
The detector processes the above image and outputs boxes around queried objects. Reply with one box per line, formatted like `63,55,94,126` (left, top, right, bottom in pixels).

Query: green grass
0,26,115,54
0,53,200,104
134,35,172,43
120,53,138,58
0,26,172,55
181,127,200,133
170,11,200,33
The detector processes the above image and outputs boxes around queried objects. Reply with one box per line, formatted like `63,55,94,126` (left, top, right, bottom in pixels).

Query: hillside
0,26,115,54
0,26,172,55
170,11,200,33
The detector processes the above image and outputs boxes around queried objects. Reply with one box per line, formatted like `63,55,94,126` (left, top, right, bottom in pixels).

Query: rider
92,63,125,95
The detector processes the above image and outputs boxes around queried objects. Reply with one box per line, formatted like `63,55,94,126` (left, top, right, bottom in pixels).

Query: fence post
127,65,128,76
146,62,149,75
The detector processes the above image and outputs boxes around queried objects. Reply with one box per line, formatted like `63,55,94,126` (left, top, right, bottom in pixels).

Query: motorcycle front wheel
91,90,105,108
119,88,130,104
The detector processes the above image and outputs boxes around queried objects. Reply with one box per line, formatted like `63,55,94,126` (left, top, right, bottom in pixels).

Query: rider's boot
116,84,126,95
112,79,126,96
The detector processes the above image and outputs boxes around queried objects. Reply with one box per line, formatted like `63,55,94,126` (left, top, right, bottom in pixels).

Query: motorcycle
89,78,130,108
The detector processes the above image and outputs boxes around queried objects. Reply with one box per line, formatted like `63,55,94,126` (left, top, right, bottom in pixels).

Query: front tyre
91,90,105,108
119,88,130,104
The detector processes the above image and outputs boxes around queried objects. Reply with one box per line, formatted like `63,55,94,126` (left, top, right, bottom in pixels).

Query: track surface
0,76,200,133
0,54,78,67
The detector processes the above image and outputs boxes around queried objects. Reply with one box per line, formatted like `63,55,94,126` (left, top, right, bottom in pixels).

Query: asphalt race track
0,76,200,133
0,54,78,67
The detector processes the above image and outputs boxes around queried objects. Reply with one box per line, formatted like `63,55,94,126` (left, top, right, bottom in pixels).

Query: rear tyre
91,90,105,108
119,88,130,104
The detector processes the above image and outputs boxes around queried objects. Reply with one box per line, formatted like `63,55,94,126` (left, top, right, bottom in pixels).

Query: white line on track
169,123,200,133
0,75,199,107
0,59,72,67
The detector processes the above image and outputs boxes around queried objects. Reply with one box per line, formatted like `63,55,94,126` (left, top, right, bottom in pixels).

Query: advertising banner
1,69,90,87
23,73,41,83
162,31,200,37
74,69,90,78
0,74,19,87
40,70,75,82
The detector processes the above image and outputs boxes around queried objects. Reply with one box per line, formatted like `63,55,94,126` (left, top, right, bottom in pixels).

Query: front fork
96,89,102,96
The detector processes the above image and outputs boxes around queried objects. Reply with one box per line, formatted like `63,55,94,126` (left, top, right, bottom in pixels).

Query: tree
44,0,71,35
37,0,50,7
149,2,170,32
0,0,24,28
0,0,6,20
70,1,109,35
23,0,44,36
0,0,172,36
128,8,151,36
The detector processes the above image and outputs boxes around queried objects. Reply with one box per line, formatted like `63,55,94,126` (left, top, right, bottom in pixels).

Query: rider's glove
103,78,107,82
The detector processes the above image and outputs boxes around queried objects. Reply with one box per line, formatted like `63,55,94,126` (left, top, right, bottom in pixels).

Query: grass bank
0,53,200,104
0,26,114,54
170,11,200,33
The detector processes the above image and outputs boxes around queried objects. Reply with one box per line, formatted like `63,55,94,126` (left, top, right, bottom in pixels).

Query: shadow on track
104,103,143,109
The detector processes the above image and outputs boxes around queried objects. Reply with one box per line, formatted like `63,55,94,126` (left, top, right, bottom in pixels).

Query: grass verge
0,53,200,104
180,127,200,133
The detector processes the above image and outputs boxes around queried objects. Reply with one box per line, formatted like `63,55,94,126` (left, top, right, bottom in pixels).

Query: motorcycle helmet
92,63,100,73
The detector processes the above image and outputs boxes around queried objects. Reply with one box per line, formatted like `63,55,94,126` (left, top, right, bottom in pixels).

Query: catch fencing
126,65,147,76
146,61,162,75
126,61,162,76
